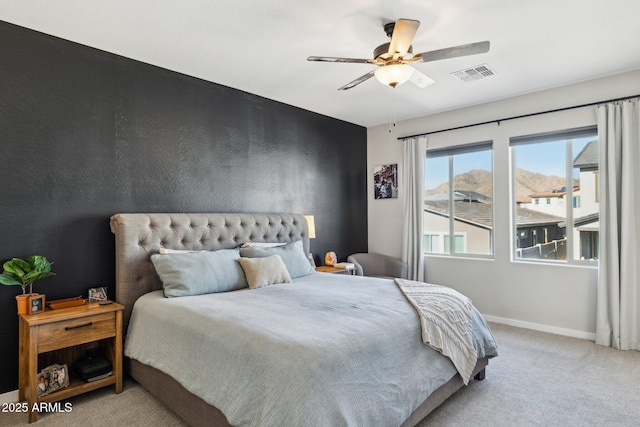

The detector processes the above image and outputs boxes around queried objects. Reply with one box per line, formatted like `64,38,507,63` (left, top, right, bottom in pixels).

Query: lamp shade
374,64,414,87
304,215,316,239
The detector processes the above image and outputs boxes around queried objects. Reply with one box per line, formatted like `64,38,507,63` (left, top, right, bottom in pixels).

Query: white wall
367,70,640,338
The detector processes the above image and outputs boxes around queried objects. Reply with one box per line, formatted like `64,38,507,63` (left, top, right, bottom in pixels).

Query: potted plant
0,256,55,314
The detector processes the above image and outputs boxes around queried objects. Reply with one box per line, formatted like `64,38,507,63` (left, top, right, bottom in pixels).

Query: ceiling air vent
451,64,496,83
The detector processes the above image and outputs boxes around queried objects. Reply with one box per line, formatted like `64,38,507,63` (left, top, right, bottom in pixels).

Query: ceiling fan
307,18,490,91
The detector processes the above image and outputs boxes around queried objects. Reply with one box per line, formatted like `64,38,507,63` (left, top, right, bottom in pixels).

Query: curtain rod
398,93,640,140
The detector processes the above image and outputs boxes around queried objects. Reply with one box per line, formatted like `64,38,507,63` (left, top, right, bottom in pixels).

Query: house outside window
424,141,493,257
510,126,599,263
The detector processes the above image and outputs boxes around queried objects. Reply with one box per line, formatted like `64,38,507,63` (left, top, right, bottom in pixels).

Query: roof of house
573,140,598,169
559,212,599,228
516,196,532,204
425,200,564,229
528,190,566,199
528,185,579,199
515,207,566,227
425,200,494,228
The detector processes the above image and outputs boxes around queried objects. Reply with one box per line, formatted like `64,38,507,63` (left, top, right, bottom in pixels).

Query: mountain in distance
513,169,574,201
425,168,570,201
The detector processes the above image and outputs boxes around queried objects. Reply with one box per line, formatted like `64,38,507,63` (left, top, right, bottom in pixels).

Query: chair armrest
347,253,408,279
383,256,408,279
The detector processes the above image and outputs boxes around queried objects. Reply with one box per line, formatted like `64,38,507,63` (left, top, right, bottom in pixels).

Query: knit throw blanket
395,278,477,385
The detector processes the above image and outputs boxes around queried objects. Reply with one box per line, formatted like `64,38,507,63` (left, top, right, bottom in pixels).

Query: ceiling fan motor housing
374,43,412,60
384,22,396,38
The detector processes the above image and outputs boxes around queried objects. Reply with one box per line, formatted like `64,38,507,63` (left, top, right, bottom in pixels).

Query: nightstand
316,265,356,275
18,302,124,423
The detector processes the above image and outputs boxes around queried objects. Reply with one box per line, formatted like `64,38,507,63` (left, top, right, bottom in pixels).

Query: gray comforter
125,273,497,427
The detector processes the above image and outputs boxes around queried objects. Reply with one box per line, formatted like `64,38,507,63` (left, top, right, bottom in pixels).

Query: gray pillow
151,248,248,297
239,239,314,279
238,255,292,289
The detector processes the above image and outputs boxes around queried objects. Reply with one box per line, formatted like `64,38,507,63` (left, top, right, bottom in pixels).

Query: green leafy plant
0,256,55,295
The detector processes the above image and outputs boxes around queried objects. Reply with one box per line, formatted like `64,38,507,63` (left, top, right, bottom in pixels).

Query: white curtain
401,135,427,281
595,99,640,350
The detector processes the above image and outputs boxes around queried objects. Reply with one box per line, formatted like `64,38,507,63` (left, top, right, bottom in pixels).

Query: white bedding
125,272,497,427
395,278,477,385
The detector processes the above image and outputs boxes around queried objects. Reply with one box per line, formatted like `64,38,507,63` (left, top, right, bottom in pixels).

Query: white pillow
158,248,198,254
240,242,286,248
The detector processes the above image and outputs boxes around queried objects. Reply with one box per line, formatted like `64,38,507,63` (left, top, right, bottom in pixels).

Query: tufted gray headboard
109,213,310,330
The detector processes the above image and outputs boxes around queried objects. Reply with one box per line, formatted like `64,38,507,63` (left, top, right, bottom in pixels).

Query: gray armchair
346,253,408,279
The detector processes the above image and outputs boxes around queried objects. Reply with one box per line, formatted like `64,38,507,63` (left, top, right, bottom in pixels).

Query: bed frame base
128,359,230,426
128,357,489,427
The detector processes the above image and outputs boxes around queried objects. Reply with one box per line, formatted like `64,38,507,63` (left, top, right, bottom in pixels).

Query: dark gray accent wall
0,21,367,393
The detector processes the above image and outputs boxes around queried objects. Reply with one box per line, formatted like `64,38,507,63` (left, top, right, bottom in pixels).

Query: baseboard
0,389,18,405
482,314,596,341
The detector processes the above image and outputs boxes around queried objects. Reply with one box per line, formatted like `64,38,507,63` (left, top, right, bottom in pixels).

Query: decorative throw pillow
239,240,314,279
151,248,248,297
238,255,292,289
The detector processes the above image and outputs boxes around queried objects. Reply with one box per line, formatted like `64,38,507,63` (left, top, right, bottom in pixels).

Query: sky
425,136,595,190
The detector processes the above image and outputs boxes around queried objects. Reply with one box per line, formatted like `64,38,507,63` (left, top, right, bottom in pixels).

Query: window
424,234,441,252
510,126,598,263
573,196,580,208
424,142,493,256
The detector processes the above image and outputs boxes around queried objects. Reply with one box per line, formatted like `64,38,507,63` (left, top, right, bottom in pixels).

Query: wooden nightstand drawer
37,312,116,353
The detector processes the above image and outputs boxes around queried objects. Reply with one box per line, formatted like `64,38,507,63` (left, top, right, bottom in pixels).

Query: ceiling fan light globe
374,64,414,87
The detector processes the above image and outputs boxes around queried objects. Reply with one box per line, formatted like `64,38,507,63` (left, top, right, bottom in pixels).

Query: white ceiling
2,1,640,128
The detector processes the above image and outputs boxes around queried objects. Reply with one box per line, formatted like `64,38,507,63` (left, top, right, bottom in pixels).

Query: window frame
424,141,494,259
509,126,598,265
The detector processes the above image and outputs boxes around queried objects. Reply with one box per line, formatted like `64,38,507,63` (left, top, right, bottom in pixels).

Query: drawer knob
64,321,93,330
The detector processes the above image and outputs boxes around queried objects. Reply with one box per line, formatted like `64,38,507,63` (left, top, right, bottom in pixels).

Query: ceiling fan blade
415,41,490,63
338,70,376,91
388,19,420,58
307,56,372,64
408,67,435,88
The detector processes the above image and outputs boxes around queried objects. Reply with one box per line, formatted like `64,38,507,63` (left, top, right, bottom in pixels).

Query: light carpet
4,323,640,426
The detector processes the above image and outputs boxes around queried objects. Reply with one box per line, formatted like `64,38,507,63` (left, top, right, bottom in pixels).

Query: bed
110,213,497,427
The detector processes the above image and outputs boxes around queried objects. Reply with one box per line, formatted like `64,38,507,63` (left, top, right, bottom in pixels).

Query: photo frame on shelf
373,163,398,199
28,294,45,314
37,364,69,397
88,287,108,302
36,369,51,397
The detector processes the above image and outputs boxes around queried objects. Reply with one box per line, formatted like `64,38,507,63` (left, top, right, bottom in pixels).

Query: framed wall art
373,164,398,199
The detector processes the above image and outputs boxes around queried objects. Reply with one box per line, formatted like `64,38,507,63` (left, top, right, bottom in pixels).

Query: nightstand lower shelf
36,374,116,403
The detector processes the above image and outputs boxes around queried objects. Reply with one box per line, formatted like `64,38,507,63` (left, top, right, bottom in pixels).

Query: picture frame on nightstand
28,294,45,314
88,286,108,302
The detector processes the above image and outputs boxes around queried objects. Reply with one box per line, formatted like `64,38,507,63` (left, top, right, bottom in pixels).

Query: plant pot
16,293,39,315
